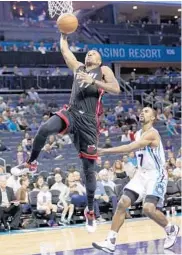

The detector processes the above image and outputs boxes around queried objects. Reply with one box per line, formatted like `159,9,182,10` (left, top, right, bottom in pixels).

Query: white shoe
84,208,97,233
92,239,116,254
164,225,179,249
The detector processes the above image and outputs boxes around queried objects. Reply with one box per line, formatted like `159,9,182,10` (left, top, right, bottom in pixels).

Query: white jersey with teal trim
135,128,166,173
124,127,167,207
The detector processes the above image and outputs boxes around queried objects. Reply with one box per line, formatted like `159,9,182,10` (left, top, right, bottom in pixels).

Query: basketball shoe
164,224,179,249
84,207,97,233
92,239,116,254
24,160,38,172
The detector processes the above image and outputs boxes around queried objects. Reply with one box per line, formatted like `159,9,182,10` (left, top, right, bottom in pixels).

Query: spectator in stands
121,129,131,142
0,97,7,113
122,155,136,179
41,115,49,125
103,137,112,148
172,159,182,181
129,125,137,141
13,66,23,76
99,169,116,191
0,140,8,152
94,173,109,222
48,135,59,149
27,41,37,52
165,140,174,152
16,176,31,213
70,42,80,52
40,144,58,160
51,173,74,224
7,116,20,132
33,176,45,191
115,101,124,116
25,102,38,116
22,133,31,149
104,110,116,125
66,173,87,208
109,124,121,134
95,157,102,173
0,66,8,75
16,145,28,165
99,170,117,214
51,67,62,76
38,42,46,54
125,108,138,125
103,160,114,181
166,113,179,136
50,42,59,52
0,116,8,131
17,117,29,131
24,138,33,153
37,183,57,227
11,44,18,52
112,160,126,179
57,134,72,147
128,152,137,167
166,157,176,170
0,175,22,230
27,88,40,102
2,108,12,121
30,117,39,132
7,166,29,194
167,150,175,160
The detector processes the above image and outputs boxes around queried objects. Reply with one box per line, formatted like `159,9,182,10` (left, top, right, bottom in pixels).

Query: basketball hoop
48,1,73,18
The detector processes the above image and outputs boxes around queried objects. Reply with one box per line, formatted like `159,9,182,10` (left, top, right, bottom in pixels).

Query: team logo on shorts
155,183,165,196
87,145,96,154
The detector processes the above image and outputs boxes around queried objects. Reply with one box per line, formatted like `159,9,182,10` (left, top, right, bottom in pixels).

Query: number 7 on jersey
138,154,143,167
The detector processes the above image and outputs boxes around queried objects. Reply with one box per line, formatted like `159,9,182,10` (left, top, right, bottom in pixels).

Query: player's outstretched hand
77,71,94,85
97,148,106,156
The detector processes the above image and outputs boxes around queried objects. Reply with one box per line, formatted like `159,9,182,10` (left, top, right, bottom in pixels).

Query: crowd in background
0,41,87,53
0,85,181,230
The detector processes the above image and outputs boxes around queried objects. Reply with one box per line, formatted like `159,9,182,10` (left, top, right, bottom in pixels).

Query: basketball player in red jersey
25,34,120,232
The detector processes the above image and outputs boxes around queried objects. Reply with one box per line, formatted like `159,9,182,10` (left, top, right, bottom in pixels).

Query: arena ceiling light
177,8,181,12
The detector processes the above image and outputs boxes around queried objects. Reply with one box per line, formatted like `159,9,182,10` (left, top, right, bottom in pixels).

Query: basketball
56,14,78,34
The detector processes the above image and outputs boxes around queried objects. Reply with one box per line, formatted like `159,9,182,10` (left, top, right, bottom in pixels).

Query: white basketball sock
107,230,118,242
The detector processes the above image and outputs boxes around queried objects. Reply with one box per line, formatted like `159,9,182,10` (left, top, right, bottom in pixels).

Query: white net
48,1,73,18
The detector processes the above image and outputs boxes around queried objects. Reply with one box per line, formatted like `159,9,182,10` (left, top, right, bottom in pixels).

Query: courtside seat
165,180,181,208
28,190,48,227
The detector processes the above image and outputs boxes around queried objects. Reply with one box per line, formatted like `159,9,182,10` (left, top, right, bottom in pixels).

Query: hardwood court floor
0,216,181,255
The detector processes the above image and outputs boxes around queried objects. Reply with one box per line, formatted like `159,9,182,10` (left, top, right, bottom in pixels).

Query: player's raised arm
60,34,81,72
98,130,159,155
98,66,120,94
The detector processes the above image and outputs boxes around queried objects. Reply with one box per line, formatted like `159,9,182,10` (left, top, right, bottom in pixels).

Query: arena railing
0,75,73,91
119,77,134,103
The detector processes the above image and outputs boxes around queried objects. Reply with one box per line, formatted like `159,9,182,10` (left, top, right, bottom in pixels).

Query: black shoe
10,226,20,231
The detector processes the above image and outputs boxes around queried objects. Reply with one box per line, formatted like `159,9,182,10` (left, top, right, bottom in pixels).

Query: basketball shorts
124,169,168,207
56,107,98,160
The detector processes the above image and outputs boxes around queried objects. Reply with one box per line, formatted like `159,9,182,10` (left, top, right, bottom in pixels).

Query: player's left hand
77,71,94,85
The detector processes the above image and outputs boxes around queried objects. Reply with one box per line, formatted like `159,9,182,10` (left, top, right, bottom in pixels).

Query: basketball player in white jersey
92,107,179,253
